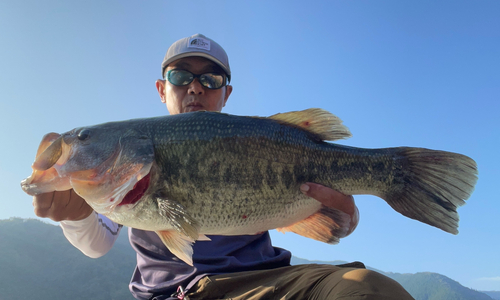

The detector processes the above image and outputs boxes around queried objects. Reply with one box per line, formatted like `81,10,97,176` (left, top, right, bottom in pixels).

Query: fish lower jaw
21,174,72,196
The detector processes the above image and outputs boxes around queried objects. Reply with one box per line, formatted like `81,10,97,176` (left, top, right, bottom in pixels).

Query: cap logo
188,37,210,51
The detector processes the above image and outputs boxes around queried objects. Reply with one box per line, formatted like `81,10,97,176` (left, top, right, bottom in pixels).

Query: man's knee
342,268,386,283
314,268,414,300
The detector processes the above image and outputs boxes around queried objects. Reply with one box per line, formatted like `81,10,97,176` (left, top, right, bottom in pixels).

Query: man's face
156,56,232,115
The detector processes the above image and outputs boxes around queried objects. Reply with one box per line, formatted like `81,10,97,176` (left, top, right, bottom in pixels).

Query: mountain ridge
0,218,496,300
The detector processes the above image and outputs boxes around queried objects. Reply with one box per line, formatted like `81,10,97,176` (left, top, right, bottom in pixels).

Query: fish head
21,123,155,214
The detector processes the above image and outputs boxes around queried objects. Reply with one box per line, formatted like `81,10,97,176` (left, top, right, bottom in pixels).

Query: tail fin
384,147,477,234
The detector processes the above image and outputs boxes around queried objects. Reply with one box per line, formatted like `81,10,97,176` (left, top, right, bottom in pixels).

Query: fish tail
384,147,478,234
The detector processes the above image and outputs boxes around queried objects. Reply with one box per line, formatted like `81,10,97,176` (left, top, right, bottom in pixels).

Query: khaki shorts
186,263,413,300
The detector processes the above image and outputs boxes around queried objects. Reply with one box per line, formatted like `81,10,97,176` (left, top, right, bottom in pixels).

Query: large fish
21,109,477,265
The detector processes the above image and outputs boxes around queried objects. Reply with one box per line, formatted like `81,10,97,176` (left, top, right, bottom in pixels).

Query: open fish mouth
21,133,71,195
119,172,151,206
21,126,156,214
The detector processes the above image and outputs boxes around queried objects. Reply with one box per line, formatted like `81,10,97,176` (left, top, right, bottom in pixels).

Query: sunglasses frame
166,69,227,90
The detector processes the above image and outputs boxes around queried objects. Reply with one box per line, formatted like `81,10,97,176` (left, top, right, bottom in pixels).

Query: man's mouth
185,103,204,112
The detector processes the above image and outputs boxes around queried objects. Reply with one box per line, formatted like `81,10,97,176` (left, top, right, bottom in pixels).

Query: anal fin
277,205,351,244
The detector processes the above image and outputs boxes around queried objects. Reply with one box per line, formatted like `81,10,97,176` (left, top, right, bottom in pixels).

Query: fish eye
77,129,91,141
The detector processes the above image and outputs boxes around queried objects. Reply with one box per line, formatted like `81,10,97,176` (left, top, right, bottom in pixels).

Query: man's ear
223,85,233,107
156,80,167,103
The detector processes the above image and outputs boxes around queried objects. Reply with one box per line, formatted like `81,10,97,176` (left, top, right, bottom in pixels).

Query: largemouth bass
21,109,478,265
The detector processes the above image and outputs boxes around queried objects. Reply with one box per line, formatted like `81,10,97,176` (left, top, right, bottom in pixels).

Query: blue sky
1,0,499,292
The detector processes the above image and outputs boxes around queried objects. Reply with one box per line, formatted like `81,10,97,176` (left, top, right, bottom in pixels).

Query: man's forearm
60,212,122,258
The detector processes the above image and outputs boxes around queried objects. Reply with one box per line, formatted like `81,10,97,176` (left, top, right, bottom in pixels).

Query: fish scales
135,114,409,233
21,108,478,266
85,113,365,232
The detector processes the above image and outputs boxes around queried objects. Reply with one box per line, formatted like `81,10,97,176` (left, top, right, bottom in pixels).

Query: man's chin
184,106,205,112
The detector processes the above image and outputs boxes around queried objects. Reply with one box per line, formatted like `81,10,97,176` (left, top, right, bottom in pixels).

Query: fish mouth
118,172,151,206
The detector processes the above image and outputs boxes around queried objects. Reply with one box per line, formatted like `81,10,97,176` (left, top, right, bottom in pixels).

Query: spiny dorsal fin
268,108,352,141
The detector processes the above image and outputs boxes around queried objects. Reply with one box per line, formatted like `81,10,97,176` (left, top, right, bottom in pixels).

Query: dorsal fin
268,108,352,141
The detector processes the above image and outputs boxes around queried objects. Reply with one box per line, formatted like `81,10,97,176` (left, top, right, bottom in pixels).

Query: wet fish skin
107,111,354,237
143,111,474,234
21,109,478,265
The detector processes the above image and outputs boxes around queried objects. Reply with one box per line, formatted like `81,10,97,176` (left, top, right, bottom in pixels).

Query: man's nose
188,78,204,95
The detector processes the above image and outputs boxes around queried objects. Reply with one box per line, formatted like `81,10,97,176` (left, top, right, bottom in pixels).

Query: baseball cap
161,33,231,82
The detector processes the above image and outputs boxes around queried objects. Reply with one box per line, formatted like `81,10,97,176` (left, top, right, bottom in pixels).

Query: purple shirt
128,228,291,300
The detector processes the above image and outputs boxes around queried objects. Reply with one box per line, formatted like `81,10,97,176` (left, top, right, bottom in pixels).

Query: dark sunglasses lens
200,74,224,89
168,70,193,86
167,70,225,89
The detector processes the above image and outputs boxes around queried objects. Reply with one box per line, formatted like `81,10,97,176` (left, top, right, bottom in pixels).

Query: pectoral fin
156,230,195,266
156,197,201,265
197,234,211,241
157,197,200,241
277,205,351,244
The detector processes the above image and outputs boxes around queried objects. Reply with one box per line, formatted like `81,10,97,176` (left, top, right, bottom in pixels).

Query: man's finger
32,190,93,222
64,190,93,221
300,182,355,215
32,192,55,216
300,182,359,237
50,190,72,210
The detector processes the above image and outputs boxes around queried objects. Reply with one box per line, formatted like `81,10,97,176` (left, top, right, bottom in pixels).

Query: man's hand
33,189,93,222
300,183,359,236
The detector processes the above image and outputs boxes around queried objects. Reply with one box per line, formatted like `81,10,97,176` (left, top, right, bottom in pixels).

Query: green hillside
386,272,493,300
0,218,496,300
484,291,500,300
0,218,136,300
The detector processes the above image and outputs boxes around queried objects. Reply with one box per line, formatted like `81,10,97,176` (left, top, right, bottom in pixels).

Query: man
33,34,413,299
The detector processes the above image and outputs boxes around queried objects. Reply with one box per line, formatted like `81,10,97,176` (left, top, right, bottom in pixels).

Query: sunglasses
166,69,227,89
